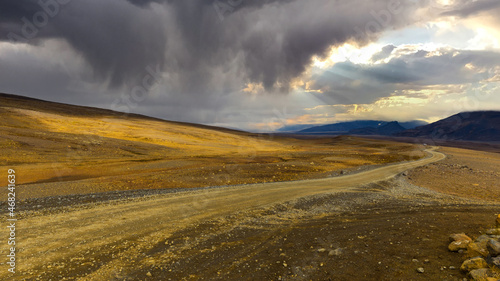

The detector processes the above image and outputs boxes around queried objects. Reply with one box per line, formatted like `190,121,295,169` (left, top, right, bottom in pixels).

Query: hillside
397,111,500,141
0,93,425,198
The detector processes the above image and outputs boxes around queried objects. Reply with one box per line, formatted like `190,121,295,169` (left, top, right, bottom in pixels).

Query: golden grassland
0,94,426,199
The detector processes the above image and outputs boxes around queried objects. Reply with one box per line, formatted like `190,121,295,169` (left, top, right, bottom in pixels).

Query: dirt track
0,149,452,280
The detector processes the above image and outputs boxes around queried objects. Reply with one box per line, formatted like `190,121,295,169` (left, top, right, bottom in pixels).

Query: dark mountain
298,120,387,134
276,124,316,132
349,121,406,136
397,111,500,141
400,120,428,130
296,120,425,135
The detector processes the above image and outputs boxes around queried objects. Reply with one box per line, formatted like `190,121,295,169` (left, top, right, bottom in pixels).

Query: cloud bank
0,0,499,130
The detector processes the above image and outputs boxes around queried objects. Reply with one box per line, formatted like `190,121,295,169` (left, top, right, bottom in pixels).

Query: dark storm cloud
0,0,167,88
125,0,163,7
441,0,500,18
0,0,422,94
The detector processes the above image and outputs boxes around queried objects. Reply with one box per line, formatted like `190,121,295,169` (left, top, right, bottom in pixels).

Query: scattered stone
468,268,490,281
475,235,491,243
416,267,425,273
412,259,419,263
487,239,500,257
467,242,490,258
328,248,342,256
449,240,470,252
450,233,472,243
449,266,456,270
485,229,500,235
146,272,152,277
424,259,430,264
317,248,326,253
461,257,489,272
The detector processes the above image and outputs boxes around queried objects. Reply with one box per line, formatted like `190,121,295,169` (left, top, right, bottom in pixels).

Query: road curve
2,149,445,280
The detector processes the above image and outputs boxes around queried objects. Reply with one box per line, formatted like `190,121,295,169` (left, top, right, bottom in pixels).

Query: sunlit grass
0,101,426,199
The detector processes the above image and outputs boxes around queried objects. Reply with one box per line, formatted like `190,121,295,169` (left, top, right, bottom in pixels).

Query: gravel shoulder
408,146,500,203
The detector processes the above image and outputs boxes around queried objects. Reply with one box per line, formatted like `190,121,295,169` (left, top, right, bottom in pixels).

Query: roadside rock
490,256,500,267
449,233,473,252
476,235,492,243
467,242,490,258
486,229,500,235
450,216,500,280
487,239,500,257
449,240,470,252
461,257,489,272
450,233,473,243
468,268,490,281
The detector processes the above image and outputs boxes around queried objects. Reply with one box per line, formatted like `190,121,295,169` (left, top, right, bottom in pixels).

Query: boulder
461,257,489,272
475,235,492,243
490,256,500,267
450,233,472,243
449,240,471,252
487,239,500,257
467,242,490,258
468,268,490,281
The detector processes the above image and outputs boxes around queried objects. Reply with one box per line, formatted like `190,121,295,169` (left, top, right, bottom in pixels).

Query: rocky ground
116,176,498,281
9,175,500,281
408,146,500,203
2,147,500,280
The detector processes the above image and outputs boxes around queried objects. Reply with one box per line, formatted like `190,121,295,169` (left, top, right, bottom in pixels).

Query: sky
0,0,499,131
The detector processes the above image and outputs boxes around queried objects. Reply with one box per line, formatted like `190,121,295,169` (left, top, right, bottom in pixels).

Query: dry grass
0,94,426,199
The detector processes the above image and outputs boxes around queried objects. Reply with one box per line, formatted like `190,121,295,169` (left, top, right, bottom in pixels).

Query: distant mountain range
276,124,317,133
280,120,427,135
397,111,500,141
349,121,406,136
279,111,500,141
